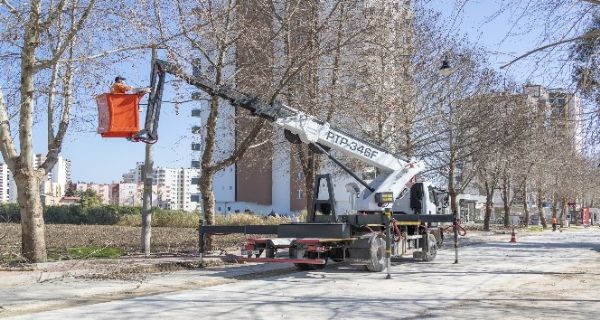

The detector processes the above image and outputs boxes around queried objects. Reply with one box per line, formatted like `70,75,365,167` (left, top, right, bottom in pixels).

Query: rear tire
364,235,386,272
265,248,276,258
290,245,327,270
290,245,312,270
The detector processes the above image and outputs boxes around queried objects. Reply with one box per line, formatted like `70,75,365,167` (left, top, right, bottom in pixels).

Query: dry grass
215,213,290,226
116,213,291,228
0,223,256,263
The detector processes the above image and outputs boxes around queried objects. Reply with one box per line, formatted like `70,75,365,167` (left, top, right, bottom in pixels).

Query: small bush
117,209,200,228
67,246,123,259
42,205,142,225
0,203,20,223
44,205,85,224
152,209,200,228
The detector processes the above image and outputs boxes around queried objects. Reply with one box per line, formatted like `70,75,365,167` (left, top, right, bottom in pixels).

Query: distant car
530,215,540,225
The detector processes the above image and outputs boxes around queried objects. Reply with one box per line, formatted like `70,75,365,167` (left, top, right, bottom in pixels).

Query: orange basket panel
96,93,140,138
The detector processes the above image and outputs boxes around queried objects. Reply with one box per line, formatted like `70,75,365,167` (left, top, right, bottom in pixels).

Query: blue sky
33,1,582,183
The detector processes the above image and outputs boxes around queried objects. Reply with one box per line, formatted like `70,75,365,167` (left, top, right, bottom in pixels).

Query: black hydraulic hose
310,143,375,192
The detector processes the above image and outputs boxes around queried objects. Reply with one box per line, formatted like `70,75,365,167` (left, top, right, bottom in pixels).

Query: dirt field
0,223,249,262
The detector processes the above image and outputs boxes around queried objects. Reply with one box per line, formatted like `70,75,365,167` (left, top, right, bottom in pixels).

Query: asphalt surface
4,228,600,320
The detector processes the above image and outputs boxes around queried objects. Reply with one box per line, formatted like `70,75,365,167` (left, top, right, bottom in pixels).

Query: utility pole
140,46,157,254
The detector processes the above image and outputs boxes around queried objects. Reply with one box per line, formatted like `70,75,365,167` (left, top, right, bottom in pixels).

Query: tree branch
0,89,18,170
584,0,600,5
40,0,66,30
34,0,96,71
500,29,600,69
0,0,20,19
212,118,267,172
40,43,74,176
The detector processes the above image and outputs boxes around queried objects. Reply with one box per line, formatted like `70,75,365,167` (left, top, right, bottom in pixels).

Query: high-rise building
0,163,11,203
548,89,583,153
524,85,583,152
217,0,415,214
34,154,70,198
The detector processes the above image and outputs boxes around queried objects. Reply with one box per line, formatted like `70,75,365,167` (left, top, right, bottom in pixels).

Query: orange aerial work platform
96,93,140,138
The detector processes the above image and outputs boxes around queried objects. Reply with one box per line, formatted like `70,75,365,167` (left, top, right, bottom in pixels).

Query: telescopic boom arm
142,59,424,210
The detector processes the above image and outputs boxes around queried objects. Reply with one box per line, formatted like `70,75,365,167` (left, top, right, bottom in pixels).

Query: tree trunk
304,163,316,222
551,194,558,219
483,180,492,231
523,181,529,227
536,188,547,229
501,181,510,227
503,201,511,227
15,171,46,262
199,170,215,252
17,1,45,263
559,197,566,228
484,197,493,231
523,199,529,228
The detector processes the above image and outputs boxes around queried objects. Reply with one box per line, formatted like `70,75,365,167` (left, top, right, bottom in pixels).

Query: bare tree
0,0,152,262
0,0,110,262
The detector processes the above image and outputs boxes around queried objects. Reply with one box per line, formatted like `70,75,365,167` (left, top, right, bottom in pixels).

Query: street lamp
439,55,457,263
439,57,453,76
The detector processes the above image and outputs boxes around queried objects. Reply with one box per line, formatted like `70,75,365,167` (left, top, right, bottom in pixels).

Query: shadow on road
473,240,600,253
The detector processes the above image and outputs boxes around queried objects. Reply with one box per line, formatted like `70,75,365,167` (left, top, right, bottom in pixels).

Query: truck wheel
308,252,327,269
290,245,312,270
265,248,276,258
422,234,437,262
327,247,344,262
290,246,327,270
364,236,386,272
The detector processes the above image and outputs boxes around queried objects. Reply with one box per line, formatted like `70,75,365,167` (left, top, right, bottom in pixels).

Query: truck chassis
200,213,454,272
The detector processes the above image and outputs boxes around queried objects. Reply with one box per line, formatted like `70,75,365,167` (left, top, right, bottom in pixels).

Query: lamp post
439,57,459,263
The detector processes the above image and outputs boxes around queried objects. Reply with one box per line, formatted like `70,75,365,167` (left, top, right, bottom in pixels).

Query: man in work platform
111,76,150,97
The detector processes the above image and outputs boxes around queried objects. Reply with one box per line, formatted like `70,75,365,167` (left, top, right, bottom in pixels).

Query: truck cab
391,182,448,216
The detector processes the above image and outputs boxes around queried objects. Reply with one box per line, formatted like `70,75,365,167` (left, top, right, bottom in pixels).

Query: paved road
9,229,600,320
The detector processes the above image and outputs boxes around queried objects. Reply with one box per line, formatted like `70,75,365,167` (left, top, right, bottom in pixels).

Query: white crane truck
138,59,457,272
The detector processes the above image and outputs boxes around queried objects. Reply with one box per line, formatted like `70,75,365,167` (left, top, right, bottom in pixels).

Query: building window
191,143,201,151
191,161,200,168
191,177,200,185
297,189,304,199
190,194,200,202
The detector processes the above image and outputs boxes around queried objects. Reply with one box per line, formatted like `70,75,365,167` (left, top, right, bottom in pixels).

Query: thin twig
500,30,600,69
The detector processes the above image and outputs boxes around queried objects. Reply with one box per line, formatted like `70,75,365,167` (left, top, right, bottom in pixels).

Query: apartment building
120,164,201,211
35,154,71,200
0,154,70,204
0,163,12,203
75,182,113,205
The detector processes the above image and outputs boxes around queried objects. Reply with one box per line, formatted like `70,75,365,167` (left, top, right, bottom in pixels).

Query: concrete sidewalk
0,255,294,318
0,227,573,318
